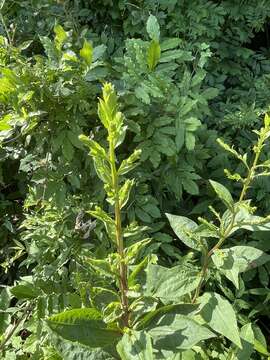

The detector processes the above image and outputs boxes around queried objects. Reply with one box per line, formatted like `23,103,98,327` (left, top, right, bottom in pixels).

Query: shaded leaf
212,246,270,288
117,330,154,360
148,314,215,350
199,292,241,347
146,264,200,302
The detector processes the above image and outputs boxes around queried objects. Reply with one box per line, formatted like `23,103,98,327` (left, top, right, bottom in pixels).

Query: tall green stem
192,131,265,303
109,137,129,328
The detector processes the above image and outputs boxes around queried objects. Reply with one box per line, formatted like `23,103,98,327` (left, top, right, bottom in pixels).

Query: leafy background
0,0,270,358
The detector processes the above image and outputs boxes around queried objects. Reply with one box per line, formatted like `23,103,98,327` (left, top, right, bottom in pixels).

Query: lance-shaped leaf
199,292,241,348
146,15,160,41
79,135,107,160
124,238,151,263
166,213,203,251
118,149,141,176
128,256,149,288
217,138,248,167
117,330,154,360
79,136,111,184
147,40,161,71
88,206,116,241
86,258,117,279
212,246,270,288
145,264,200,303
209,180,234,210
47,308,121,348
80,39,93,65
54,24,67,50
119,179,134,209
97,83,118,128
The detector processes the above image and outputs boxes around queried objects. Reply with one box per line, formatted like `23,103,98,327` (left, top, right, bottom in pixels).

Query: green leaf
47,308,121,348
254,340,270,356
62,139,74,161
145,264,200,303
135,86,151,104
125,238,151,263
166,213,201,251
51,333,116,360
229,323,254,360
175,118,185,151
148,314,215,351
54,24,67,50
147,40,161,71
119,179,134,209
146,15,160,41
182,178,199,195
117,330,154,360
0,115,12,130
11,283,39,299
185,132,196,151
88,206,116,241
199,292,241,347
212,246,270,288
209,180,234,209
80,39,93,65
118,149,141,176
128,256,149,288
93,44,107,61
160,38,181,51
160,50,193,63
135,303,199,331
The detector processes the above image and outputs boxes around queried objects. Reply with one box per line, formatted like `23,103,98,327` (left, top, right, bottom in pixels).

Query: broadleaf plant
44,84,262,358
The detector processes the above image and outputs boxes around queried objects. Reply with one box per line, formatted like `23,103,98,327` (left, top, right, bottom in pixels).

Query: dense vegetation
0,1,270,358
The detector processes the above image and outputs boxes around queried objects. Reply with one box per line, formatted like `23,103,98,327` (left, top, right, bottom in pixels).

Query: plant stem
109,137,129,328
0,304,31,353
192,131,265,303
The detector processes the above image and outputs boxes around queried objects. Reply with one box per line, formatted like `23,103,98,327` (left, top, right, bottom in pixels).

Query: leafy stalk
192,115,270,303
108,118,129,327
79,83,141,328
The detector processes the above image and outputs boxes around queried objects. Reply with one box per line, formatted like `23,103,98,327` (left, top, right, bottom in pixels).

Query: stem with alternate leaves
192,127,267,303
109,131,129,328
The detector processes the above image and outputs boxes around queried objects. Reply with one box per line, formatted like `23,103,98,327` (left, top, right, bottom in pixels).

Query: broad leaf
166,213,201,251
229,323,254,360
148,314,215,350
145,264,200,303
11,283,39,299
47,308,121,348
51,333,116,360
209,180,234,209
212,246,270,288
199,292,241,347
117,331,154,360
136,303,199,330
